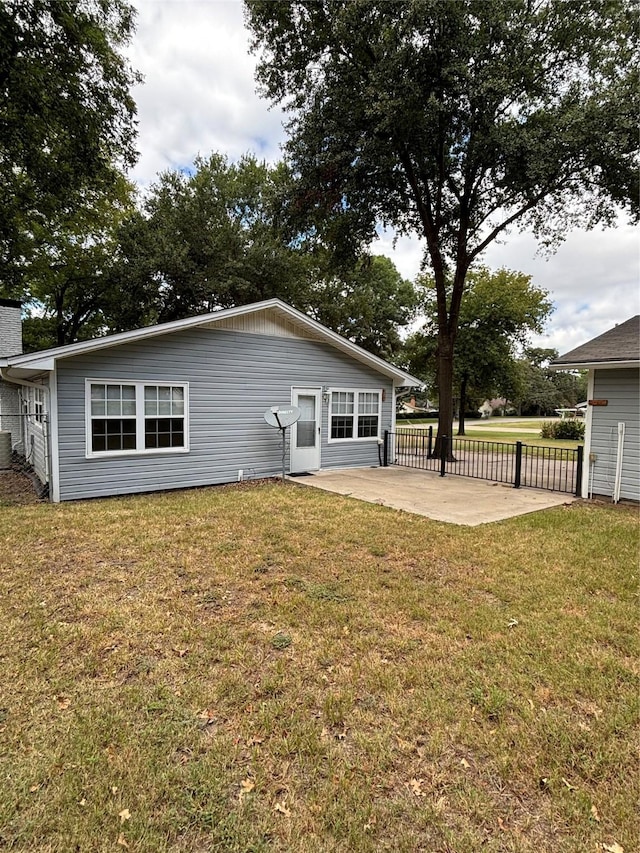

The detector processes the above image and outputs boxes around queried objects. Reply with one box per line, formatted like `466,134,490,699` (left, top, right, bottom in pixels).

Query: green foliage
20,174,136,350
270,632,292,650
106,153,417,358
0,0,140,294
402,266,553,422
541,420,585,441
108,153,306,324
309,255,419,360
246,0,639,437
515,349,587,416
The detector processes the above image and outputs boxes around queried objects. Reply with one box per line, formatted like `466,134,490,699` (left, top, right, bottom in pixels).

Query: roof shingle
552,316,640,366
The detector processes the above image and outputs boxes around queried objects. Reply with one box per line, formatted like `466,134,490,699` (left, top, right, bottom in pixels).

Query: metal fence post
514,441,523,489
575,445,584,496
383,430,389,467
428,425,433,458
440,435,447,477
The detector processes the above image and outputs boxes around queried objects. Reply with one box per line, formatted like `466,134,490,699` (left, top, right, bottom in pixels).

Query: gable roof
551,316,640,370
0,298,421,386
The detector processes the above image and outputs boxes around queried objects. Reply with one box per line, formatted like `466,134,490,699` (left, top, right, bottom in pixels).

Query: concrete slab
291,466,574,526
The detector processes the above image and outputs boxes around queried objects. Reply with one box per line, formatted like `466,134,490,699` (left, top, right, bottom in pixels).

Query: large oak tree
245,0,639,449
105,153,417,357
0,0,139,295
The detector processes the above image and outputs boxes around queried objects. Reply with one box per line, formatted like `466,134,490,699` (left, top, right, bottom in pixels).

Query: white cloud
125,0,639,355
482,223,639,353
127,0,285,184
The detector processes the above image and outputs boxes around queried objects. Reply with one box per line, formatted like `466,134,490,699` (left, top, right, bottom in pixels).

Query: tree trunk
457,375,468,436
434,331,456,460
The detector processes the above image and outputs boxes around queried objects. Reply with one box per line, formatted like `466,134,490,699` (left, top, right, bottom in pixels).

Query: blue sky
126,0,639,354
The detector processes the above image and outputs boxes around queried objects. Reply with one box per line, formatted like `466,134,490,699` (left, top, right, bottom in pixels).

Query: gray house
551,316,639,502
0,299,420,502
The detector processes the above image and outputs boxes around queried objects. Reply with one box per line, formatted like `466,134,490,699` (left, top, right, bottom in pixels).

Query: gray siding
55,328,395,500
590,368,639,501
23,413,49,486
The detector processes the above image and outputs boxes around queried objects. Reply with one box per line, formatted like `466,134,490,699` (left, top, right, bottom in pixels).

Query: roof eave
550,359,640,371
2,298,423,386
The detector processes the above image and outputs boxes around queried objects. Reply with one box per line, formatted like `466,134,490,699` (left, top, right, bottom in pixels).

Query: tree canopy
512,347,588,417
246,0,639,445
405,267,553,432
20,174,136,350
12,150,417,354
0,0,140,294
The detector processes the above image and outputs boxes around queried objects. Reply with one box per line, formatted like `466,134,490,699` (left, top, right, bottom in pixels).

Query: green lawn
397,419,584,450
0,483,637,852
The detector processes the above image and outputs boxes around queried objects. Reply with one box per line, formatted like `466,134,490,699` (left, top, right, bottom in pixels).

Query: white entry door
290,388,321,473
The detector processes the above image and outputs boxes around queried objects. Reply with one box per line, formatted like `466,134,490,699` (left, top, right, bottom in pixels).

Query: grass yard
397,420,583,450
0,482,637,852
459,428,583,449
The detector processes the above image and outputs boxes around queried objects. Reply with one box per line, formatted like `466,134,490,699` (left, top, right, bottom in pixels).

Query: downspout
613,422,625,504
0,368,53,499
582,370,595,500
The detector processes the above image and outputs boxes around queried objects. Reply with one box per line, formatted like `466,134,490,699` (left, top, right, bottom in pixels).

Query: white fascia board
1,365,54,382
8,358,56,372
550,360,639,371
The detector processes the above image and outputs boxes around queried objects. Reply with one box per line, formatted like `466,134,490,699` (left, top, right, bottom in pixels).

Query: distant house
0,299,420,502
397,393,434,415
551,316,639,502
479,398,512,418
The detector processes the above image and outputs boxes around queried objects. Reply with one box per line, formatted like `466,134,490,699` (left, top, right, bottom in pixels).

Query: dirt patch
0,464,45,505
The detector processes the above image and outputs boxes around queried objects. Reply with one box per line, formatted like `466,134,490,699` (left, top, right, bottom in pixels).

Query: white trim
84,379,190,459
25,386,46,431
613,421,626,504
49,366,60,502
327,387,382,444
551,360,639,371
3,300,422,387
582,369,595,499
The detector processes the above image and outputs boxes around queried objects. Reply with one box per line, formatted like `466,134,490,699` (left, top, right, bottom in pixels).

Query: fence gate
385,428,583,496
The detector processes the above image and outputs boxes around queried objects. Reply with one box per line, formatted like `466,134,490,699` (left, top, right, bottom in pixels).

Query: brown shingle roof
552,316,640,366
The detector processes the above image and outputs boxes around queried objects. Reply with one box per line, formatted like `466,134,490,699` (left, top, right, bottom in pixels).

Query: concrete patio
291,466,575,526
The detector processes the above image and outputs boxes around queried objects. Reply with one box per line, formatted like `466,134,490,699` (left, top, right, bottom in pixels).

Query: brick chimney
0,298,23,358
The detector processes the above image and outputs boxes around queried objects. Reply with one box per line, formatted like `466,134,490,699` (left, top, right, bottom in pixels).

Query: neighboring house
479,398,513,418
551,316,639,502
397,394,434,415
0,299,420,502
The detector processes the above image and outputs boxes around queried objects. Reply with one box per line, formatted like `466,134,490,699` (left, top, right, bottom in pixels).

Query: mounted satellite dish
263,406,301,481
263,406,301,429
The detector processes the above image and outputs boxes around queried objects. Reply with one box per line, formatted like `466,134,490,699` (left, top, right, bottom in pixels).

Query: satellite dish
264,406,301,429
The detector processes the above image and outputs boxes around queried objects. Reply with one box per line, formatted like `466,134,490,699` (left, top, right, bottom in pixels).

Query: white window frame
85,379,190,458
23,386,45,429
327,388,382,443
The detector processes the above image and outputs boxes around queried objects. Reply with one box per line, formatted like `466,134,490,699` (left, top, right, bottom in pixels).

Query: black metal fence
384,427,583,495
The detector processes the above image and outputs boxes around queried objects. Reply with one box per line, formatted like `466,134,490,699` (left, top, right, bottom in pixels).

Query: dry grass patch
0,483,637,852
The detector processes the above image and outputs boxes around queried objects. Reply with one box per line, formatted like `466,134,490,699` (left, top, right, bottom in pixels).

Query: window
86,381,188,456
24,387,45,426
143,386,185,449
329,389,381,441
